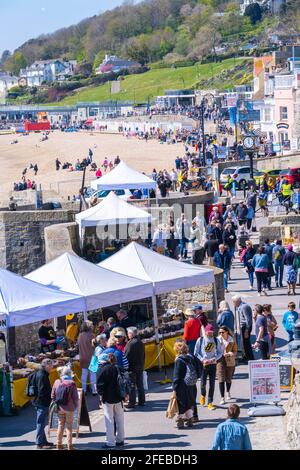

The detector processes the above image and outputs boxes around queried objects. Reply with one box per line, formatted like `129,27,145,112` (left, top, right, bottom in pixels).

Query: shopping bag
143,371,148,391
166,392,179,419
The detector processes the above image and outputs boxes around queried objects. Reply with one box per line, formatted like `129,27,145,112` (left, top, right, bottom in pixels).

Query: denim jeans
287,330,294,342
35,405,49,445
248,270,254,287
274,261,284,286
223,270,229,289
180,238,188,258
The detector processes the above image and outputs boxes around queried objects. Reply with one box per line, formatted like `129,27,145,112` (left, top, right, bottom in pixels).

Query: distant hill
1,0,294,76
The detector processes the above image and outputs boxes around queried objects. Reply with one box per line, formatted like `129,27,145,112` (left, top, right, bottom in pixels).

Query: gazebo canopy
0,268,85,328
100,242,215,295
91,161,156,191
26,252,153,311
75,191,152,229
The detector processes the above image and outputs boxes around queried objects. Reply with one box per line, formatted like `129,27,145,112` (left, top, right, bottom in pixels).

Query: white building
20,59,77,87
0,73,19,94
240,0,285,15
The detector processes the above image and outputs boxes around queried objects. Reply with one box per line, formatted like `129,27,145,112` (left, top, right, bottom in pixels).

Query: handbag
49,400,58,414
225,353,236,367
166,392,179,419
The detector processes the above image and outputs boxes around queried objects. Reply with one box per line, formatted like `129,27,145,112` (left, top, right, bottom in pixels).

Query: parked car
79,188,132,203
279,168,300,188
220,166,260,189
254,169,288,187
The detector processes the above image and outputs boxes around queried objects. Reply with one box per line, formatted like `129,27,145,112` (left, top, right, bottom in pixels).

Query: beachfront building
95,55,141,75
155,90,196,108
20,59,77,87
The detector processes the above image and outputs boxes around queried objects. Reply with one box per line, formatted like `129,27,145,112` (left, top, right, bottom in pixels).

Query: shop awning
90,160,156,191
26,252,153,311
75,191,152,229
100,242,215,295
0,268,86,328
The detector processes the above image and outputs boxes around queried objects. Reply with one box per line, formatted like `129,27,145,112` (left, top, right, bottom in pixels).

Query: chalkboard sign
48,388,92,439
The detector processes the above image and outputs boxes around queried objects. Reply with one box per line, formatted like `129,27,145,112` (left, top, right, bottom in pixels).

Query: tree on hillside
5,52,27,75
244,2,262,25
124,36,150,65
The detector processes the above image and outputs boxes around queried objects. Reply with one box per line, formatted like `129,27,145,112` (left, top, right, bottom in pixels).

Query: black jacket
124,337,145,372
173,354,197,415
223,228,237,248
204,239,219,257
236,205,248,220
33,369,52,407
97,364,123,404
117,316,135,331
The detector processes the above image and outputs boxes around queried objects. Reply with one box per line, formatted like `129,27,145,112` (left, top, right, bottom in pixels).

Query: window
280,106,288,120
264,108,271,122
238,168,250,174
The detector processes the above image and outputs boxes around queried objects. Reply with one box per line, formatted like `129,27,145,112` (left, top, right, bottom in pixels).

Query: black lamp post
199,93,215,167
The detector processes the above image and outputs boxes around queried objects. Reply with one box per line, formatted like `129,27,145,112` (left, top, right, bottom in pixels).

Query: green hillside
55,58,251,105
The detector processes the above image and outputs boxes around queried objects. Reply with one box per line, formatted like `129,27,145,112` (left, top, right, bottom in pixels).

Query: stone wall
286,373,300,450
45,222,80,262
0,210,74,275
158,267,224,325
259,223,300,245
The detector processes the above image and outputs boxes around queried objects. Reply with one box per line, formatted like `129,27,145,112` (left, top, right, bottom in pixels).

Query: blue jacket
211,419,252,450
217,310,235,333
251,253,269,271
104,347,129,370
213,251,231,271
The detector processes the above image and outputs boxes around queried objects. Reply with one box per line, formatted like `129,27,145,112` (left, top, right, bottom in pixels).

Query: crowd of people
13,164,38,192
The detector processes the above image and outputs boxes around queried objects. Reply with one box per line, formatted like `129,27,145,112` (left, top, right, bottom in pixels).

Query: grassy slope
55,58,251,105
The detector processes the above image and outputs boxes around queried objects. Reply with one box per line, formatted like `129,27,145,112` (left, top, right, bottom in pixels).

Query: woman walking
172,341,197,429
263,304,278,354
51,366,78,450
283,245,298,295
251,246,269,296
217,326,238,405
252,304,270,360
77,321,96,395
97,353,126,448
241,240,256,290
216,301,234,334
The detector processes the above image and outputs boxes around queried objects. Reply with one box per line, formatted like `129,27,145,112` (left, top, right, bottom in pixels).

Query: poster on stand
249,360,281,403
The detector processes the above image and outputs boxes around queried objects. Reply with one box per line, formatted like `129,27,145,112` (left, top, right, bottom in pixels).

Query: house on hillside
240,0,285,15
95,55,141,75
20,59,77,87
0,72,18,94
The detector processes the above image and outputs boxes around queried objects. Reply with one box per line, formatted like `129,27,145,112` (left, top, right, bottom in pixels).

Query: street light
199,92,215,167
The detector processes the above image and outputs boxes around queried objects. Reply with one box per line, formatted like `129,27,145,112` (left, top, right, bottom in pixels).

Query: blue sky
0,0,126,56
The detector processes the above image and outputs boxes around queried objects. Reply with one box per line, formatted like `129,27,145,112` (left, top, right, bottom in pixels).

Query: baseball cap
191,305,203,311
205,324,214,333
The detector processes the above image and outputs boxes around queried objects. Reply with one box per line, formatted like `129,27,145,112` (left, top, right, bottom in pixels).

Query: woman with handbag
240,240,256,290
217,326,238,405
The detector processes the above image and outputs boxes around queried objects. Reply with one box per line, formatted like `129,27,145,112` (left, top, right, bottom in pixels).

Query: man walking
213,244,231,293
211,404,252,450
232,296,254,361
272,240,285,288
124,327,145,409
32,359,54,449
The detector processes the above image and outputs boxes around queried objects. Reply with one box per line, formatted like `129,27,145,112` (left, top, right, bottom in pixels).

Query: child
194,324,223,410
55,329,68,350
282,302,299,342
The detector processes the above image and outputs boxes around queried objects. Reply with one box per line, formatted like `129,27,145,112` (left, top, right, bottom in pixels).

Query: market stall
90,160,157,192
100,242,215,367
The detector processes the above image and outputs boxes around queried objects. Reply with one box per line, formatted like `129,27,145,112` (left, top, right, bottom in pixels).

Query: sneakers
258,292,262,296
192,416,200,423
249,286,254,290
116,441,125,447
226,393,232,401
262,288,268,296
36,443,54,450
199,395,205,406
207,403,216,410
185,418,193,428
220,398,225,405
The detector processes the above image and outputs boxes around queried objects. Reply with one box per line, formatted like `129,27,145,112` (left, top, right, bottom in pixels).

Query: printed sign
271,355,295,391
0,315,8,331
249,360,281,403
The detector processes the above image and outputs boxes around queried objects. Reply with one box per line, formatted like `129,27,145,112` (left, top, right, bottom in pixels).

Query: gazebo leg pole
151,295,162,370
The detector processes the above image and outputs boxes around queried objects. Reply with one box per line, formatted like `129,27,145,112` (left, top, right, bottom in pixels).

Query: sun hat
184,308,194,316
191,304,203,311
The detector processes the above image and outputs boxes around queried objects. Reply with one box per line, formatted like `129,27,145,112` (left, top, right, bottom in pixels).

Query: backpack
26,371,38,398
178,357,198,387
293,255,300,271
116,367,130,400
274,250,282,261
55,381,74,406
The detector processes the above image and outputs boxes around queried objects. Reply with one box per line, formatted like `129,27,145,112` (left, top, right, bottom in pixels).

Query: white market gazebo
100,242,216,362
26,252,154,316
75,191,152,229
90,161,156,191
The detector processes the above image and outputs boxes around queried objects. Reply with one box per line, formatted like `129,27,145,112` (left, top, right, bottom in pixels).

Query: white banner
249,360,281,403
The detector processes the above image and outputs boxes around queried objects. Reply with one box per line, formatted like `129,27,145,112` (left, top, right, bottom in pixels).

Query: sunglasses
219,331,226,334
115,335,124,338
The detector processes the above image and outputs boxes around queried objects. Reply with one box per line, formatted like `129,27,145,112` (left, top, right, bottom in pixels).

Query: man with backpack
194,324,223,410
97,353,128,448
272,240,286,288
29,359,54,449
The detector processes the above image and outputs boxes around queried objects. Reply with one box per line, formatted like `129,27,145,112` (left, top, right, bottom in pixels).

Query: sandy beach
0,131,183,201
